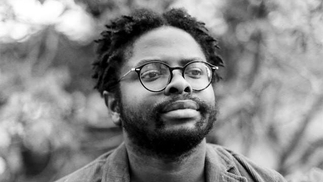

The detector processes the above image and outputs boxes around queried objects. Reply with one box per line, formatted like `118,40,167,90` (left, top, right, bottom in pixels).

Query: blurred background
0,0,323,181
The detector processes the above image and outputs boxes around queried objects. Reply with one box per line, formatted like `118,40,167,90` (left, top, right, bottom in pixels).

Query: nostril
168,87,179,94
184,86,191,93
167,85,192,95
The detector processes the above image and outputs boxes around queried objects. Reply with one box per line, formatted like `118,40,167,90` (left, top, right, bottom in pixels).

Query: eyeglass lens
139,62,213,91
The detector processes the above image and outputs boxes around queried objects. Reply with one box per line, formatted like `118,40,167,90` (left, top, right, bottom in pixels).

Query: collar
102,143,130,182
102,143,247,182
205,144,248,182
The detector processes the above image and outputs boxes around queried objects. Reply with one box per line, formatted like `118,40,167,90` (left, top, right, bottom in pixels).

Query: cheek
120,83,149,107
201,87,216,105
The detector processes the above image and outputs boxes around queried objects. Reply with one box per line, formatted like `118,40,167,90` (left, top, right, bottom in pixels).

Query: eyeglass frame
116,60,219,92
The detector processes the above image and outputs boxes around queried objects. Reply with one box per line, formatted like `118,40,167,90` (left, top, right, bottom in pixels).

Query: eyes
185,68,203,78
140,64,206,82
118,61,217,92
140,70,164,81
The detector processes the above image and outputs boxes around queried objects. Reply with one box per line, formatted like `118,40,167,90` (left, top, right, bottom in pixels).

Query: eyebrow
179,58,205,65
135,57,205,67
136,59,164,66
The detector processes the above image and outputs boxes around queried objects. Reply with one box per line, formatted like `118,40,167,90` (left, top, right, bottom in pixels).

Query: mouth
162,100,200,113
159,100,201,125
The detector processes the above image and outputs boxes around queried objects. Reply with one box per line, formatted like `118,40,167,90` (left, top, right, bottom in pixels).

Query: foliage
286,168,323,182
0,0,323,181
213,0,323,176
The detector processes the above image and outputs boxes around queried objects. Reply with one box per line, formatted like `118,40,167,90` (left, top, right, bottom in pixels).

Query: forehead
124,26,206,69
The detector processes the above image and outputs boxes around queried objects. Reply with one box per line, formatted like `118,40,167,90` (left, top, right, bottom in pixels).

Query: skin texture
106,26,217,182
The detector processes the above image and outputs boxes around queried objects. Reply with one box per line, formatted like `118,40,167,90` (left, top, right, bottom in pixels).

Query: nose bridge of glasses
169,66,185,75
163,66,192,94
167,66,191,87
167,66,189,85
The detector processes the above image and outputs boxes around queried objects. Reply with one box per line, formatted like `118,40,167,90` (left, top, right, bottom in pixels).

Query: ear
103,91,121,127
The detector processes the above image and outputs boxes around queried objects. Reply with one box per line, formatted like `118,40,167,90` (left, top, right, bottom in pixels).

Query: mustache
150,94,215,129
152,94,210,117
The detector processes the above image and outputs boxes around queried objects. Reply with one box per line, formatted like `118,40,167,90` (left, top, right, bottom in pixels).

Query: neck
125,137,207,182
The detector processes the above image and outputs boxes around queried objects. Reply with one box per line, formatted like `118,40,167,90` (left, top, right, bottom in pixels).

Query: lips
162,100,199,113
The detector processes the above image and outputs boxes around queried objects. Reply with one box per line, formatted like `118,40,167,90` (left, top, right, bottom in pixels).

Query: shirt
55,143,287,182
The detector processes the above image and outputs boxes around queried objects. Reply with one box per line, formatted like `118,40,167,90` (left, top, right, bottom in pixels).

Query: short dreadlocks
92,8,223,95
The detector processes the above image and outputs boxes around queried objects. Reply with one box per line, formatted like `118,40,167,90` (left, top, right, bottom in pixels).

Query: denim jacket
55,143,286,182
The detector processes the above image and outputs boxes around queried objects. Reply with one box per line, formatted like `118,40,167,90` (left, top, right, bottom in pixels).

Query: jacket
55,143,286,182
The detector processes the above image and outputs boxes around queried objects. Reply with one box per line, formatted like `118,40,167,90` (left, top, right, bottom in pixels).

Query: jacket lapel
218,172,248,182
205,145,248,182
103,143,130,182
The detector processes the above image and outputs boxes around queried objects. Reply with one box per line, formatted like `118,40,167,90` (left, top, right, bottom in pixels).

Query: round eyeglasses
117,61,219,92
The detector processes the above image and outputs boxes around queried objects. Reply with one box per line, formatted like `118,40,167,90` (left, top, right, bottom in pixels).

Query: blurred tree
201,0,323,177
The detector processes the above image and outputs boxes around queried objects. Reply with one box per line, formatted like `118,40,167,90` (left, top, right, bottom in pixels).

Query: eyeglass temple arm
118,68,137,81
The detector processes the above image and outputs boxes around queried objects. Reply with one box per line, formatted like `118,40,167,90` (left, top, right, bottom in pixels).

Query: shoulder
206,143,287,182
54,150,114,182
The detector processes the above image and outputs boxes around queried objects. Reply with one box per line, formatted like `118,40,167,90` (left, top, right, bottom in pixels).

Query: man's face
117,26,218,159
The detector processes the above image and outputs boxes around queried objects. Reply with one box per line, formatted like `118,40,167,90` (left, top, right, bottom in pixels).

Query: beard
119,94,218,160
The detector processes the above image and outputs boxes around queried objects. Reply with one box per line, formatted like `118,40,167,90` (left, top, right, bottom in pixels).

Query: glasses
118,61,219,92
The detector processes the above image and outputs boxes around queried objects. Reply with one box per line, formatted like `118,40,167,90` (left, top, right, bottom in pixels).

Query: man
56,8,286,182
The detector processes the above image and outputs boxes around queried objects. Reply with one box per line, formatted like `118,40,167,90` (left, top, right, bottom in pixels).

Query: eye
185,68,203,78
140,70,162,81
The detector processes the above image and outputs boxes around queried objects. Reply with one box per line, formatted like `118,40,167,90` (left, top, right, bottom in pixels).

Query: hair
92,8,223,95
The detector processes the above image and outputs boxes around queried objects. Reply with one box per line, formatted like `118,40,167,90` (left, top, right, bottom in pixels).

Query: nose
164,71,192,95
